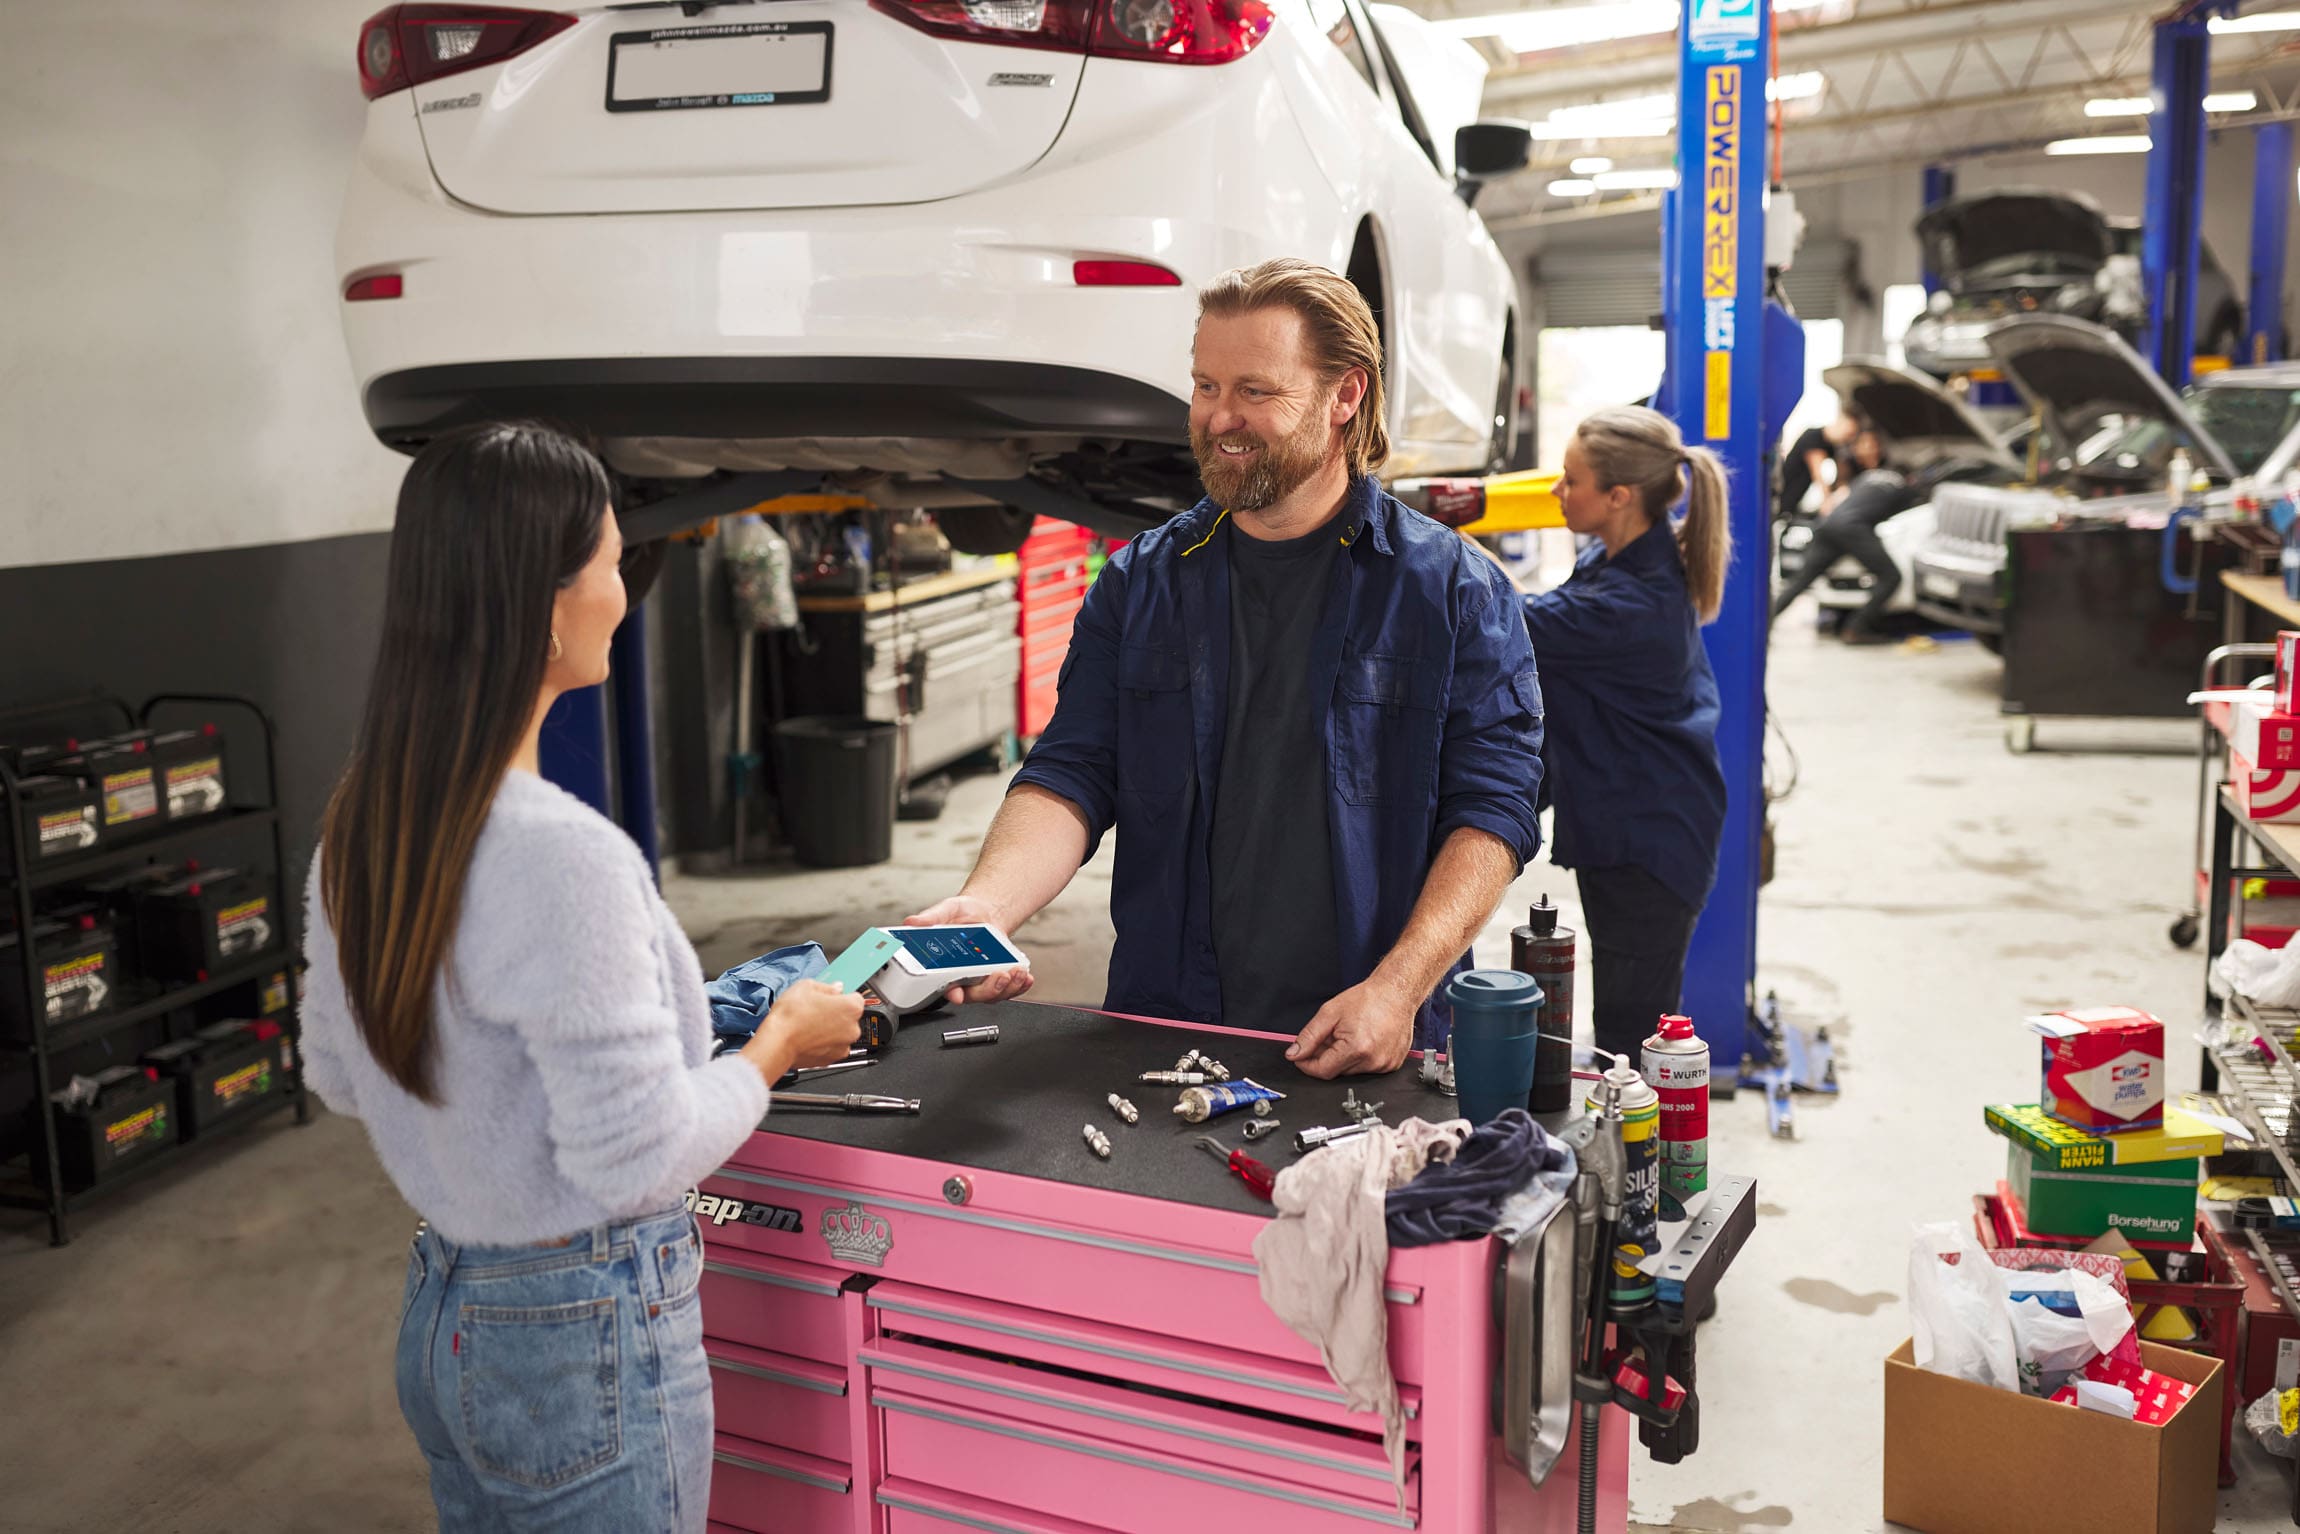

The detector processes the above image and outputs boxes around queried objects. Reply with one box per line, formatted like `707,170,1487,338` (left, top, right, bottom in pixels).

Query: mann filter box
2005,1143,2198,1243
1983,1101,2224,1170
2028,1007,2165,1131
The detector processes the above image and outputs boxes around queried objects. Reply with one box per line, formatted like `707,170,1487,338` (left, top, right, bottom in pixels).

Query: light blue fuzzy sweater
299,770,769,1244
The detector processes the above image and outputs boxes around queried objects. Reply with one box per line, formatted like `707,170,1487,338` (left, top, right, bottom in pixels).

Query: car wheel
935,504,1037,557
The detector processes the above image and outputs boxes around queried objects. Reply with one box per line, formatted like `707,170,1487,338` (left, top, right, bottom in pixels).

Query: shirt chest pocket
1333,653,1445,807
1115,644,1193,799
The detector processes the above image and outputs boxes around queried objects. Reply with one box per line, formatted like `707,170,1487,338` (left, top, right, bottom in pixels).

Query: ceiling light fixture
1547,178,1599,196
1438,0,1829,53
2210,11,2300,34
1569,156,1614,174
2045,135,2152,156
1592,167,1680,190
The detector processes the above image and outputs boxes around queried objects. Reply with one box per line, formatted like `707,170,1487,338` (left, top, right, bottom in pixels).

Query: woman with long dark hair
1523,406,1730,1065
299,422,861,1530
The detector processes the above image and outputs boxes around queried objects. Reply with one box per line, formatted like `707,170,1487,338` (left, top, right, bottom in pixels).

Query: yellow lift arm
1387,470,1565,535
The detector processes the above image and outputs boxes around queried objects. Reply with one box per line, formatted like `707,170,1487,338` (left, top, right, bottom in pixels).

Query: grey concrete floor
1,599,2290,1531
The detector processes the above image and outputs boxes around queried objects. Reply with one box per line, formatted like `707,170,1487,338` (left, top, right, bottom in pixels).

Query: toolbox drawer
878,1477,1118,1534
864,1339,1407,1513
706,1433,852,1534
697,1244,851,1368
706,1337,852,1464
874,1383,1415,1533
864,1282,1417,1438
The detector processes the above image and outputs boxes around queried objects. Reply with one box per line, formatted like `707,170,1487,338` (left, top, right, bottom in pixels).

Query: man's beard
1192,403,1339,513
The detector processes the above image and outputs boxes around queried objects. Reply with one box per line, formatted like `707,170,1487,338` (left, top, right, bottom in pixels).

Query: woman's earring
549,631,563,661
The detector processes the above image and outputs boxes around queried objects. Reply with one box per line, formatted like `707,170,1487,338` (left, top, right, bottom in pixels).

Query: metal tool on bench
770,1091,922,1113
780,1058,879,1084
1293,1120,1376,1153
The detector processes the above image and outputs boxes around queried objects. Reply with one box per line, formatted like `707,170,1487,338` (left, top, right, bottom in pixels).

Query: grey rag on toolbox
706,942,828,1055
1251,1115,1470,1509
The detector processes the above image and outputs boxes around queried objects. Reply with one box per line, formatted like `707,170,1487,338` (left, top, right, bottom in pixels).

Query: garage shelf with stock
0,692,307,1247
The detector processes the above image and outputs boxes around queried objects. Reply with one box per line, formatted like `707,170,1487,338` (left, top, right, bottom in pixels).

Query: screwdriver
1195,1135,1276,1201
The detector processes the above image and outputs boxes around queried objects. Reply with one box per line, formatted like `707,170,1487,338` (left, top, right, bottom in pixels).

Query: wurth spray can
1590,1059,1660,1304
1643,1014,1710,1221
1511,895,1577,1129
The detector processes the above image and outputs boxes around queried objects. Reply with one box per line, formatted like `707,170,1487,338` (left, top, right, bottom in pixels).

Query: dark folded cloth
1385,1109,1568,1247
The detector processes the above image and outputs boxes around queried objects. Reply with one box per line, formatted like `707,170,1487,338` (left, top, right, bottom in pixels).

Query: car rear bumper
365,357,1189,453
1910,549,2004,633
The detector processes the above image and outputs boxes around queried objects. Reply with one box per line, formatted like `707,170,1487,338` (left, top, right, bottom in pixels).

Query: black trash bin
773,716,898,868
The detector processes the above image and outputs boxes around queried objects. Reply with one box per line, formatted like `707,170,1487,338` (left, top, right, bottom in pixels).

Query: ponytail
1571,405,1735,625
1677,444,1730,623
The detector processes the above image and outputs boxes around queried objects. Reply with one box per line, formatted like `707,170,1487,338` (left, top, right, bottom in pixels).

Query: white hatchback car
336,0,1528,547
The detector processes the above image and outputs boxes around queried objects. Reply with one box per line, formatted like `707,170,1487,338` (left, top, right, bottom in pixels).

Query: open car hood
1983,314,2238,479
1915,189,2112,289
1820,359,2021,472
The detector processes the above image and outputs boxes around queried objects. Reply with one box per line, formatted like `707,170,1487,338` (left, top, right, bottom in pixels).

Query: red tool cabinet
1016,520,1099,740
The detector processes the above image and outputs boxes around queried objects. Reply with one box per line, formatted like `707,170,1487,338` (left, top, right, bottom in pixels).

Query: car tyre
935,504,1037,557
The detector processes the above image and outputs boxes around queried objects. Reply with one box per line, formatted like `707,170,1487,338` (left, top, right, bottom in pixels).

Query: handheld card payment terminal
869,924,1030,1011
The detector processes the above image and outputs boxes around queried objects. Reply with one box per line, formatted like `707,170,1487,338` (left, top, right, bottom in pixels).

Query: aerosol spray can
1511,895,1577,1131
1642,1014,1710,1222
1588,1054,1659,1305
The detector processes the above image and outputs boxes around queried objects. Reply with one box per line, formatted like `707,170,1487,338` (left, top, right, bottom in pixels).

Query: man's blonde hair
1196,259,1390,478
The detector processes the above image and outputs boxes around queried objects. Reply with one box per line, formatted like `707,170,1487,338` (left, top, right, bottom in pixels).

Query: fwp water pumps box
2027,1006,2166,1133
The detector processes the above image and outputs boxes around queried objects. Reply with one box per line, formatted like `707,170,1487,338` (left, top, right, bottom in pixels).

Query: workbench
2221,571,2300,646
691,1001,1642,1534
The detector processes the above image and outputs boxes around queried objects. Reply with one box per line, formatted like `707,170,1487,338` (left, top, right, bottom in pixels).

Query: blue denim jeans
395,1208,712,1532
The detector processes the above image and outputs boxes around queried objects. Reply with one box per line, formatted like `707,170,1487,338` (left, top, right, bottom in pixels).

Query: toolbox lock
942,1175,972,1207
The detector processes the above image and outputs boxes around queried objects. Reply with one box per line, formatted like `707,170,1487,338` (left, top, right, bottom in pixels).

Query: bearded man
907,259,1544,1078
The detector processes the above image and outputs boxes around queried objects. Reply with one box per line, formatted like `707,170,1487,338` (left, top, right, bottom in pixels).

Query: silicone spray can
1589,1056,1659,1305
1642,1014,1710,1221
1511,895,1577,1130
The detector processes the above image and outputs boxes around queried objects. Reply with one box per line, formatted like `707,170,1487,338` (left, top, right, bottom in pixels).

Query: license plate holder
606,21,833,113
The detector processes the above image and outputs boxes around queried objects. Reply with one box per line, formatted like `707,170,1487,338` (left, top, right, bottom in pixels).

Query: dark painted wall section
0,531,392,896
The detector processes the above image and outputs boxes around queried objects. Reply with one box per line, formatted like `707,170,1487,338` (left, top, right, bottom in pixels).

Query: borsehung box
2027,1007,2165,1132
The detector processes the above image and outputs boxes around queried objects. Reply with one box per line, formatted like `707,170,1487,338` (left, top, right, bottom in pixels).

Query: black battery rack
0,691,307,1245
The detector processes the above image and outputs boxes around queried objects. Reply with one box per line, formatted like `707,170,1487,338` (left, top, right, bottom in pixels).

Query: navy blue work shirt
1014,476,1545,1047
1523,521,1726,911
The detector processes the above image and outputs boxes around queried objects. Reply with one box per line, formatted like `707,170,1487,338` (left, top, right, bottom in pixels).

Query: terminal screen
894,926,1019,970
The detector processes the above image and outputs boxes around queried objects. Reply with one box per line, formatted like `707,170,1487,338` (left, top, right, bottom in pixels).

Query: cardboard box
2028,1007,2166,1132
2231,749,2300,823
1883,1338,2222,1534
2006,1145,2198,1242
2278,629,2300,714
1984,1102,2225,1171
2235,695,2300,771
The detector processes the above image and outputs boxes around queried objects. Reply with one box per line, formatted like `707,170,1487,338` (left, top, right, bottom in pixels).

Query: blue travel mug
1444,969,1545,1127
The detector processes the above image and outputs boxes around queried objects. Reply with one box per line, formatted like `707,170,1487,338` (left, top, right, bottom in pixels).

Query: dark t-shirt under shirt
1208,514,1346,1035
1778,425,1835,516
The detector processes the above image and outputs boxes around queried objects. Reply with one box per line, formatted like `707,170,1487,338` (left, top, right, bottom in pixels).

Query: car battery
10,773,103,866
108,725,231,824
51,736,166,840
141,1019,291,1139
36,1063,177,1191
0,913,119,1039
129,866,281,983
256,965,295,1023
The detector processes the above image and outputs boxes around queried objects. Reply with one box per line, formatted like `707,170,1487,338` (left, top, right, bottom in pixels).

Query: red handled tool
1195,1135,1276,1201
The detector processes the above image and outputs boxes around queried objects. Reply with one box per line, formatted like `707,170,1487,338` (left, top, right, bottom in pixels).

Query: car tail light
345,274,405,302
357,4,577,100
1074,260,1182,286
871,0,1268,62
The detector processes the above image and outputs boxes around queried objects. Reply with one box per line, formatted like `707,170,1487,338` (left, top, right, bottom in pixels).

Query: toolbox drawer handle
703,1259,843,1298
875,1487,1038,1534
873,1394,1414,1528
711,1449,851,1495
709,1356,849,1397
711,1167,1418,1303
868,1352,1388,1482
867,1295,1417,1419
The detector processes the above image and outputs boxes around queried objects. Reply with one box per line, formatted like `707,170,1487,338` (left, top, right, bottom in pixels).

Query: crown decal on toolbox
821,1200,895,1267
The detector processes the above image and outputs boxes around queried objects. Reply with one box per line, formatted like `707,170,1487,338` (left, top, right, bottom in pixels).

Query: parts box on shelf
0,915,118,1039
141,1021,291,1139
34,1065,177,1193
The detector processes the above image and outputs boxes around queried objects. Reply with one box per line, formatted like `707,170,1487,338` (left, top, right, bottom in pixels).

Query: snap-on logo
820,1200,894,1267
684,1189,803,1234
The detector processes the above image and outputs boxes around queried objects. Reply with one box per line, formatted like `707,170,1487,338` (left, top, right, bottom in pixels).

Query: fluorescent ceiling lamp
2211,11,2300,33
1528,117,1673,139
2088,90,2259,115
1547,178,1599,195
1593,167,1679,190
2045,135,2151,156
1569,156,1614,173
1439,0,1829,54
1770,70,1825,102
